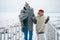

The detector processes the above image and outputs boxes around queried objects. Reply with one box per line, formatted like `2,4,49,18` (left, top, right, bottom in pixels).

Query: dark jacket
19,7,35,31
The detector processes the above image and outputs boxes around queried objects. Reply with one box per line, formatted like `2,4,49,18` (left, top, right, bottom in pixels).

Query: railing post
0,33,2,40
0,27,9,40
16,24,20,40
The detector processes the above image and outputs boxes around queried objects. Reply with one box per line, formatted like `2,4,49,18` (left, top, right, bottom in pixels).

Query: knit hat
39,9,44,13
25,2,29,7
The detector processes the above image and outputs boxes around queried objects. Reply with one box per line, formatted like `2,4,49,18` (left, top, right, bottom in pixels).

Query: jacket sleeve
20,10,26,13
33,17,37,24
19,10,28,22
45,16,49,24
31,9,37,24
19,10,24,27
32,8,35,17
19,10,23,19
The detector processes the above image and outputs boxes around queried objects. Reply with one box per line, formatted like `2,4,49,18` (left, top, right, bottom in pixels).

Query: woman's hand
45,16,49,24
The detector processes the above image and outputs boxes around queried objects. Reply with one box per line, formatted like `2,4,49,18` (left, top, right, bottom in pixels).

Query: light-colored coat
36,15,46,33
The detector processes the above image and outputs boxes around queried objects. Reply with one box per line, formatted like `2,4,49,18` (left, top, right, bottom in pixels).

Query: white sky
0,0,60,13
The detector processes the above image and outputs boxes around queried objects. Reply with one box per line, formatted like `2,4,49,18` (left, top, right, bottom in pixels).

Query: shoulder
31,8,33,10
30,8,34,11
20,10,23,13
21,9,24,12
20,9,26,13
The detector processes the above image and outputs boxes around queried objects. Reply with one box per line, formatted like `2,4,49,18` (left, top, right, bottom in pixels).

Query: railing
45,22,59,40
0,22,60,40
8,24,20,40
0,23,21,40
0,27,6,40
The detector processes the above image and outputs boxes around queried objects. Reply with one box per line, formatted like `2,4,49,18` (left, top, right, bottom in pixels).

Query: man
19,2,35,40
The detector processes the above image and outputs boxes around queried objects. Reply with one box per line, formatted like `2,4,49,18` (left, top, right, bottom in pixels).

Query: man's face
25,6,30,10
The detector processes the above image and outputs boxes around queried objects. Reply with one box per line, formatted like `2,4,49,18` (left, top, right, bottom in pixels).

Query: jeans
24,26,33,40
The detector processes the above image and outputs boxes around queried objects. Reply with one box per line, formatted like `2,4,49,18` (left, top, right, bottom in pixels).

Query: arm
32,9,37,24
19,10,28,22
32,14,37,24
45,16,49,24
33,17,37,24
19,10,25,32
19,10,24,27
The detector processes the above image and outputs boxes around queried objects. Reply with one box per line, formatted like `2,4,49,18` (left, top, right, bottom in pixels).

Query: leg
37,34,41,40
29,30,33,40
37,34,45,40
24,26,28,40
40,34,45,40
44,33,47,40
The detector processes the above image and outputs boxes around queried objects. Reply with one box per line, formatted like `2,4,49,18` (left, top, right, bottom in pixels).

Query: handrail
0,23,20,40
0,21,59,40
48,21,58,33
0,27,8,34
0,27,5,30
8,24,20,40
47,21,59,40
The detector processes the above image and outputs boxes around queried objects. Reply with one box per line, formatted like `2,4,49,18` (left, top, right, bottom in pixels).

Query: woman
33,9,49,40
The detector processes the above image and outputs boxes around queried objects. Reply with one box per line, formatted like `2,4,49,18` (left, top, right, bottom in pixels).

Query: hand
45,16,49,24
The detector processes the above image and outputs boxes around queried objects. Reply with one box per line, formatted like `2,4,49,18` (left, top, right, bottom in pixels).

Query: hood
25,2,30,7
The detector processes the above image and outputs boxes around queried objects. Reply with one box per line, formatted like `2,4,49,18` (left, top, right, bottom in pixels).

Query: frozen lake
0,12,60,28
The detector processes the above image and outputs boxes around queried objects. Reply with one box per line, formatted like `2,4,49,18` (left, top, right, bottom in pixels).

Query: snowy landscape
0,12,60,40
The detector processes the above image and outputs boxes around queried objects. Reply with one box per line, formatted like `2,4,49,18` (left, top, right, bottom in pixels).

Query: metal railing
45,22,59,40
0,27,7,40
8,24,20,40
0,23,21,40
0,22,60,40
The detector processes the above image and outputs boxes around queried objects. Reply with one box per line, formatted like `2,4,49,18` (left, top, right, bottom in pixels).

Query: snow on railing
0,21,59,40
45,21,58,40
0,23,21,40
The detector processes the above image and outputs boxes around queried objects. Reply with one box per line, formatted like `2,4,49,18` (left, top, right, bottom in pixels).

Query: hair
23,7,27,10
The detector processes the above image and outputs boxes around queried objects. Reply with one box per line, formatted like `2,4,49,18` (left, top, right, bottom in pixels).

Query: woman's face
25,6,30,10
38,12,44,16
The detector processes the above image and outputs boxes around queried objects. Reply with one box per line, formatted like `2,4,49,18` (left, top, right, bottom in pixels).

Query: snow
0,12,60,40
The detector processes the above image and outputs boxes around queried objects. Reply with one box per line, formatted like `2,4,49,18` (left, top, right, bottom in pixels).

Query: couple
19,2,49,40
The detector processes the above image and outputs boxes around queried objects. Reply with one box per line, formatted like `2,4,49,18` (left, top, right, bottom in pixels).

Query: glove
45,16,49,24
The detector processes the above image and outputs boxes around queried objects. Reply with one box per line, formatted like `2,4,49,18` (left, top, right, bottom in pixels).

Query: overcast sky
0,0,60,13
